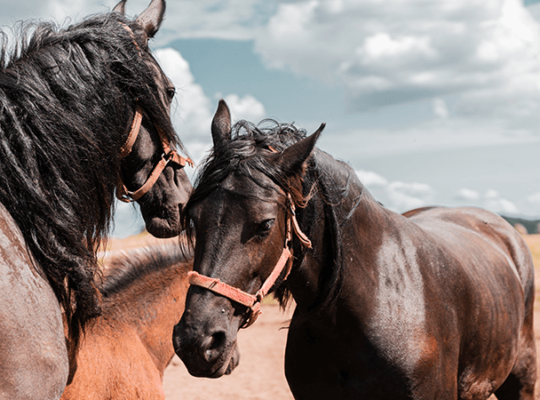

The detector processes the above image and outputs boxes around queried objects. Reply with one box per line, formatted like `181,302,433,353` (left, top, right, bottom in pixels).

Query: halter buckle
119,193,134,203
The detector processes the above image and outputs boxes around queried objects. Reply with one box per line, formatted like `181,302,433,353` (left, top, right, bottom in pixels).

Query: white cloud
0,0,275,44
355,169,526,216
386,181,435,212
432,98,449,119
254,0,540,129
484,189,500,199
481,189,519,214
46,0,89,21
223,93,266,123
355,169,388,188
150,0,274,43
361,32,436,62
154,48,213,149
455,188,480,201
112,201,144,238
527,192,540,204
485,198,519,214
355,170,435,212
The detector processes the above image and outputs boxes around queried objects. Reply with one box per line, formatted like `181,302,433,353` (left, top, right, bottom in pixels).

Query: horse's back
0,202,69,399
405,206,533,293
404,206,536,399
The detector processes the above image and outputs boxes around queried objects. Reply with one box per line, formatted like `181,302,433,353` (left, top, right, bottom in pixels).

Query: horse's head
114,0,192,238
173,100,323,378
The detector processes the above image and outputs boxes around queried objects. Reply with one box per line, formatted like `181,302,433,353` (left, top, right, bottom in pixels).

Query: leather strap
116,150,191,202
115,22,193,203
119,105,143,157
187,195,310,329
116,111,193,203
188,247,292,328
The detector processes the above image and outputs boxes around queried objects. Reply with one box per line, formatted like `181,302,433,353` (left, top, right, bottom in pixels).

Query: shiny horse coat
174,100,535,399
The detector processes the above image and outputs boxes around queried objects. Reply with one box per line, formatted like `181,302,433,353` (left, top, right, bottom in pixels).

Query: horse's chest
284,317,443,399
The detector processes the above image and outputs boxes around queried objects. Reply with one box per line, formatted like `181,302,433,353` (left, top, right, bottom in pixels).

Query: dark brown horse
0,1,192,398
61,244,190,400
174,100,536,399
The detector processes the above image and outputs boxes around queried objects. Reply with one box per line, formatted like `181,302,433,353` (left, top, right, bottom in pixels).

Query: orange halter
116,104,193,203
188,194,311,328
115,23,192,203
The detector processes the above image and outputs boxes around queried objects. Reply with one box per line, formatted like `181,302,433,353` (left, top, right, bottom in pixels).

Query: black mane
184,119,355,315
185,120,307,209
102,244,191,299
0,12,180,354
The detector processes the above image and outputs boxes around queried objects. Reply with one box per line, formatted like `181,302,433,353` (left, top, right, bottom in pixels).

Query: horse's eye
256,219,275,236
166,87,175,100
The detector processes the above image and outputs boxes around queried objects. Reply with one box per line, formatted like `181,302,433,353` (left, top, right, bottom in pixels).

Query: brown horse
0,1,192,398
61,244,191,400
174,100,536,399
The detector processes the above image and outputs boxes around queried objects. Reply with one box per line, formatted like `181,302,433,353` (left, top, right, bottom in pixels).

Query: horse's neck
288,149,391,311
103,264,188,373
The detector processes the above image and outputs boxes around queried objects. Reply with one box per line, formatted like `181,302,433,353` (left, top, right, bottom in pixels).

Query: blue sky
3,0,540,237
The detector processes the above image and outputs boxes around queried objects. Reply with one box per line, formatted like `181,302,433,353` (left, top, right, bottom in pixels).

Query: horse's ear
112,0,126,15
277,123,325,176
136,0,166,39
211,100,232,148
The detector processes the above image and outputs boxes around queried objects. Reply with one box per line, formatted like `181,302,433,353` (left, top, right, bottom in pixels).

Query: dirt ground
108,233,540,399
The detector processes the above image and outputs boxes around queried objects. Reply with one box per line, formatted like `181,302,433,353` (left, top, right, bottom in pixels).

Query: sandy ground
108,233,540,399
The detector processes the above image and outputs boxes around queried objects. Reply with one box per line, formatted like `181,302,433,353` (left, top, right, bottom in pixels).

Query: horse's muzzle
173,307,240,378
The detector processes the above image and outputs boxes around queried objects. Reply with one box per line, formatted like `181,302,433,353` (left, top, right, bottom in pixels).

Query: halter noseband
187,194,312,329
116,23,193,203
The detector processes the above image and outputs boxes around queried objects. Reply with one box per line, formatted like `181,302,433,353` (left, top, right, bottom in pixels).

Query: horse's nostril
200,331,227,363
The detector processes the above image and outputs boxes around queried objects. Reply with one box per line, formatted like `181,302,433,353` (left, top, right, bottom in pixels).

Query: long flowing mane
0,12,180,354
183,120,357,316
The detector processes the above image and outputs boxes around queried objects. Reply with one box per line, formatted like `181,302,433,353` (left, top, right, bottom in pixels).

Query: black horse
0,0,192,398
174,100,536,399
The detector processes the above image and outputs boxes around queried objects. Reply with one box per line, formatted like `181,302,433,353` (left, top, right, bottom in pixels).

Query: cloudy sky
3,0,540,236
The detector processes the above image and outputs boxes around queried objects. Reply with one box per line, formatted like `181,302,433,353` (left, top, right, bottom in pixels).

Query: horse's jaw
144,210,182,238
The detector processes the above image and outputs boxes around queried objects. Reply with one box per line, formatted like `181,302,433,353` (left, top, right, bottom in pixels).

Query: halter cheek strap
188,248,292,328
116,105,194,203
115,24,193,203
187,194,311,329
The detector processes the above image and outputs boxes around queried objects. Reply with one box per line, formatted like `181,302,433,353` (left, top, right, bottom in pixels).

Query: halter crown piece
187,193,312,329
116,23,193,203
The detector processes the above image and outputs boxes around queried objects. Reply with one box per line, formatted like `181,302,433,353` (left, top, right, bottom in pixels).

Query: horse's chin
224,345,240,375
179,343,240,379
140,200,183,238
206,361,233,379
145,216,182,238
